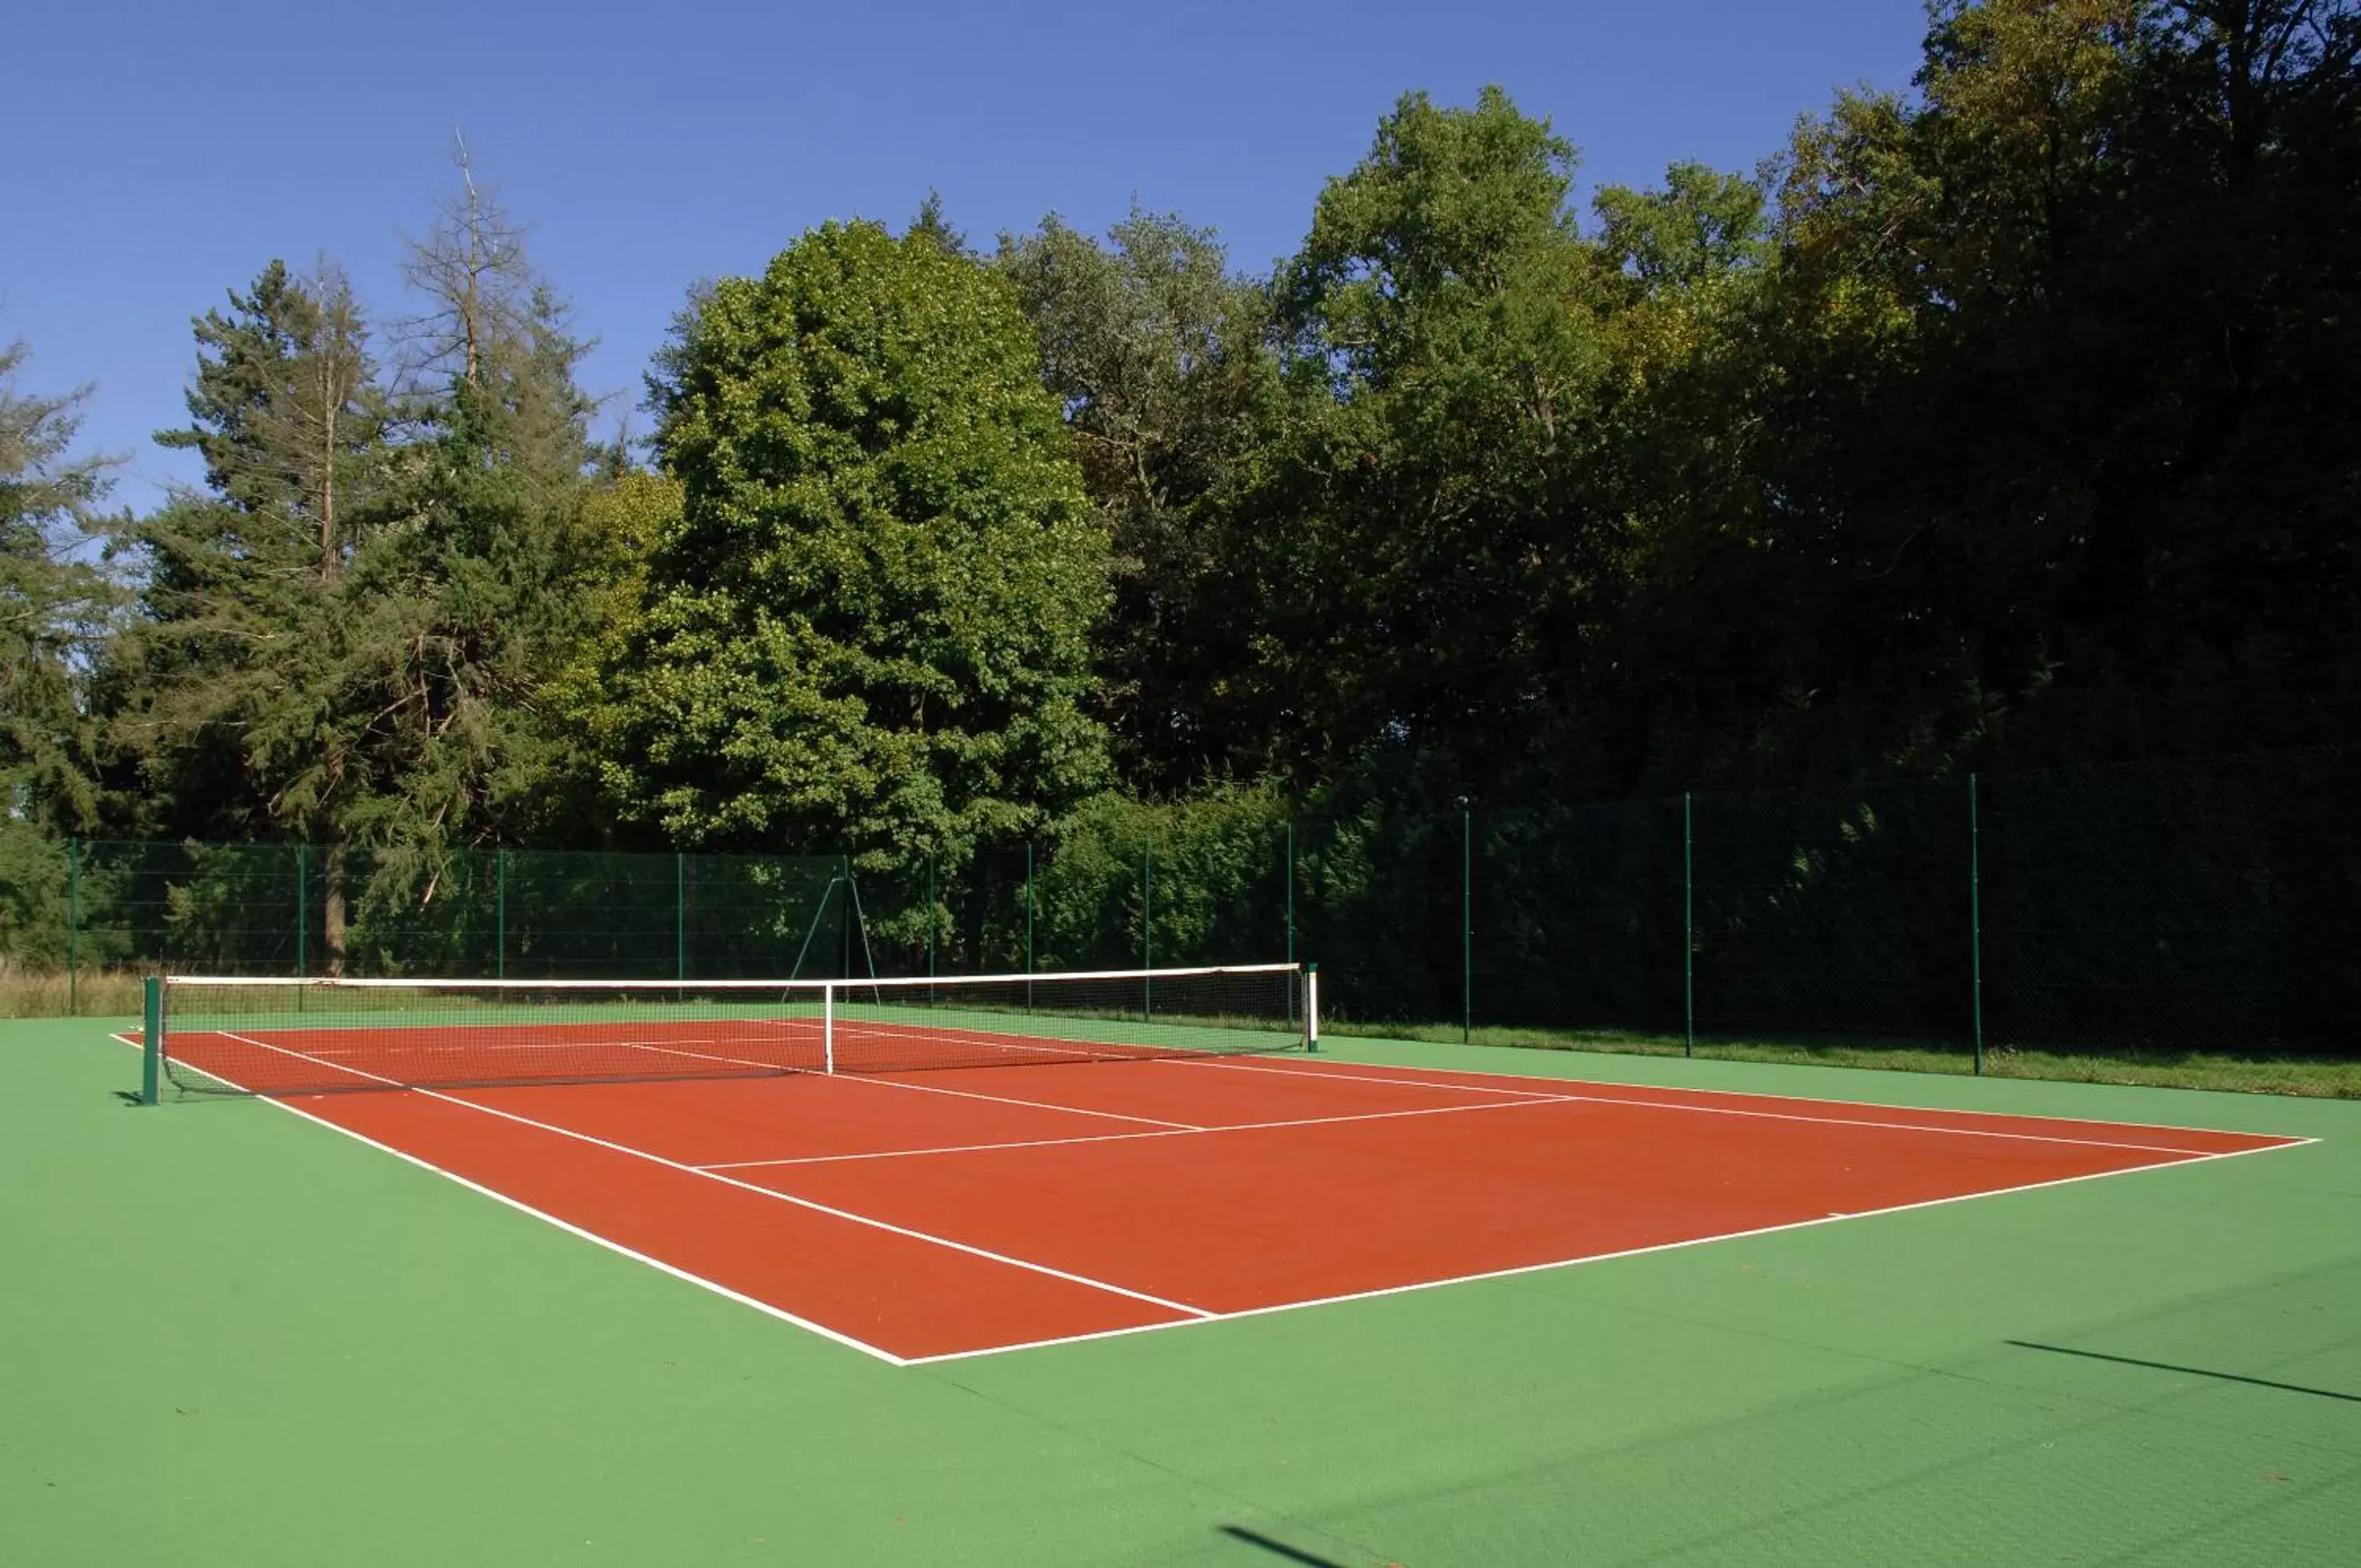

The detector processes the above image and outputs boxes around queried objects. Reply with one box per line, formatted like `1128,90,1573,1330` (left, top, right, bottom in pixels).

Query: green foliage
1028,780,1291,970
608,220,1111,857
1593,162,1768,289
995,207,1278,788
0,340,114,834
1258,87,1622,799
96,170,612,972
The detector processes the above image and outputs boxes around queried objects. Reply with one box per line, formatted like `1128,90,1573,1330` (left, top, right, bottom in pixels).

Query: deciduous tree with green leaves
1259,86,1622,800
995,206,1278,792
606,220,1111,860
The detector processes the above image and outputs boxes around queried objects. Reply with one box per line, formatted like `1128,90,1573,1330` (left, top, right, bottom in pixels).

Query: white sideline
1158,1056,2267,1156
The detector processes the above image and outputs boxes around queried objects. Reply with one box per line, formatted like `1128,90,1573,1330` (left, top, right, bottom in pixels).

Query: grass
1325,1017,2361,1099
0,964,142,1019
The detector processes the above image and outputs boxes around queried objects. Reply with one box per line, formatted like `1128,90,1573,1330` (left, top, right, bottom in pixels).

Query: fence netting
8,751,2352,1057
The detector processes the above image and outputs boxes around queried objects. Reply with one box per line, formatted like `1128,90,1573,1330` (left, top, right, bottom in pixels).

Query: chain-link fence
6,751,2353,1059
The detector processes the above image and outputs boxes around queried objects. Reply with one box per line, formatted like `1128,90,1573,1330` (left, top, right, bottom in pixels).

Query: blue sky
7,1,1928,509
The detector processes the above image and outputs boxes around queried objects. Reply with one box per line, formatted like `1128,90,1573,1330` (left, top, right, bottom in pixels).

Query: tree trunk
322,840,348,977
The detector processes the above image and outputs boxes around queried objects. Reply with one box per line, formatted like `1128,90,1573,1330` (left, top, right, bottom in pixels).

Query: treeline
6,3,2358,945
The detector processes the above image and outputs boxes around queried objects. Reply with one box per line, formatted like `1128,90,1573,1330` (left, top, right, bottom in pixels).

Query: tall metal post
496,848,508,980
1285,822,1296,965
1142,843,1154,1019
296,843,309,979
1969,773,1985,1075
1024,841,1035,1012
1285,822,1297,1026
926,851,936,979
1462,809,1474,1044
1683,792,1696,1056
66,837,79,1017
676,851,688,981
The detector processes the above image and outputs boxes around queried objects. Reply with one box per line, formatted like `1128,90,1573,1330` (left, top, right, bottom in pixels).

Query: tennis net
138,964,1318,1099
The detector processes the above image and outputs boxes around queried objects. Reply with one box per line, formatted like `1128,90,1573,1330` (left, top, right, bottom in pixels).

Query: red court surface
171,1046,2311,1365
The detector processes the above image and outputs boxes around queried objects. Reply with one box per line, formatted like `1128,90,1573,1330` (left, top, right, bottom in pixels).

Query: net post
1682,792,1695,1057
496,848,507,980
140,976,162,1107
823,982,836,1075
675,851,687,981
1142,843,1153,1021
1969,772,1984,1076
66,836,79,1018
1304,962,1320,1053
926,850,936,980
1024,841,1035,1012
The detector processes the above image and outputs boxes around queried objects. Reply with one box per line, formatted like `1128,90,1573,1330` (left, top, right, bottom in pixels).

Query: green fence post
1285,822,1296,965
296,844,309,979
1024,842,1035,1012
1969,772,1984,1076
1142,842,1154,1019
927,850,937,979
1683,792,1695,1057
1461,808,1473,1044
676,851,688,980
141,976,161,1107
496,848,508,980
1285,821,1297,1027
66,837,79,1017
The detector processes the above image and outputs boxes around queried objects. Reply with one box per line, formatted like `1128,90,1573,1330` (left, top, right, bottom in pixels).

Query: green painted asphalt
2,1017,2354,1565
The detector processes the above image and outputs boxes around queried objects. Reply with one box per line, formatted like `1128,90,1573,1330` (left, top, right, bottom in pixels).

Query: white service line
698,1092,1585,1170
205,1031,1214,1321
1162,1056,2254,1155
817,1067,1206,1130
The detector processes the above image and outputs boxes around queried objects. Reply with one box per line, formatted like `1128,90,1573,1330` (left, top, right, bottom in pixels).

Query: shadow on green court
1218,1525,1363,1566
2007,1341,2360,1403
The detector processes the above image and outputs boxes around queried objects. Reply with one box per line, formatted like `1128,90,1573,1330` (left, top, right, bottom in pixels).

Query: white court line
1167,1053,2312,1147
200,1031,1214,1322
107,1031,909,1365
1160,1057,2276,1157
816,1068,1205,1131
900,1133,2322,1367
698,1092,1584,1169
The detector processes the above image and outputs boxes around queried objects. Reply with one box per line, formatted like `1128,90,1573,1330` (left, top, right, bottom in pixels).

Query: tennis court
6,999,2355,1565
120,968,2307,1363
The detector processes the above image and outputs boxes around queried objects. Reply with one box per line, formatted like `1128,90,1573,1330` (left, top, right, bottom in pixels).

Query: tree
103,153,612,964
995,206,1278,791
0,341,116,965
606,219,1110,859
105,261,393,840
1257,87,1622,800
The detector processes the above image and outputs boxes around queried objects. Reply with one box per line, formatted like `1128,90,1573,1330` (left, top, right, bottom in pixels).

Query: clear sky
6,1,1929,509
